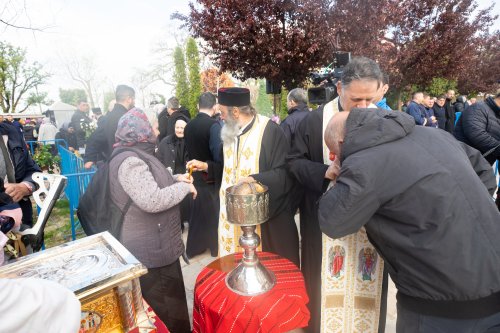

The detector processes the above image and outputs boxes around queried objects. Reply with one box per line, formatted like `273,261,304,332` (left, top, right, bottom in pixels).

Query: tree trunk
397,89,402,111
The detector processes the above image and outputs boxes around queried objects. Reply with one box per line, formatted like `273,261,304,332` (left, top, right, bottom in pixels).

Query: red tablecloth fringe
193,252,310,333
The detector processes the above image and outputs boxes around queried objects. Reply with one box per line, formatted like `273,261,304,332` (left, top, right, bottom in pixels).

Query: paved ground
180,221,398,332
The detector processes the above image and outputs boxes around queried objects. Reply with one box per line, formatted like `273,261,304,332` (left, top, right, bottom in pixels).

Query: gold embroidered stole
218,115,270,256
320,98,384,333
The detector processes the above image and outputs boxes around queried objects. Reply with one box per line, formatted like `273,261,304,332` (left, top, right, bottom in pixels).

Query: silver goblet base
225,225,276,296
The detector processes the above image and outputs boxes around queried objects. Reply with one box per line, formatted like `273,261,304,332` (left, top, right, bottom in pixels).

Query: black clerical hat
218,87,250,107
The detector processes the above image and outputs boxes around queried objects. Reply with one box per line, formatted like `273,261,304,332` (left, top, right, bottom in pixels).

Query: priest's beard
221,114,240,146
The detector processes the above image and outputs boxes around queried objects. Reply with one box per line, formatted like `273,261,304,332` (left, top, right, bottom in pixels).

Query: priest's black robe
287,106,387,333
287,107,329,333
209,117,300,267
184,113,222,257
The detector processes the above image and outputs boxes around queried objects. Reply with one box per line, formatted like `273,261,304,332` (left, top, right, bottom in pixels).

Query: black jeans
140,259,190,333
397,303,500,333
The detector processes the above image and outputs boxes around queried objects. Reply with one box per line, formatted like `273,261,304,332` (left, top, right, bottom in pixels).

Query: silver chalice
225,182,276,296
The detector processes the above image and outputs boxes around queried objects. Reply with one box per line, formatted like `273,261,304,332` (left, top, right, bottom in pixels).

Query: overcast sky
2,0,189,107
1,0,499,107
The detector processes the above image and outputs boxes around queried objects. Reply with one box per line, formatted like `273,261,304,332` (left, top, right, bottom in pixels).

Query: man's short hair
412,91,423,100
287,88,308,104
77,99,87,105
115,85,135,103
437,95,446,100
167,97,180,110
198,92,217,110
340,57,383,88
422,93,430,99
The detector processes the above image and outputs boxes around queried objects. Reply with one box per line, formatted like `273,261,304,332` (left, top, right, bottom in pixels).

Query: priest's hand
189,184,198,199
186,159,208,172
325,158,341,181
238,176,255,184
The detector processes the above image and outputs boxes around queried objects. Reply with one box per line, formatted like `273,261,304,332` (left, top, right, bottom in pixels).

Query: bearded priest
189,87,300,266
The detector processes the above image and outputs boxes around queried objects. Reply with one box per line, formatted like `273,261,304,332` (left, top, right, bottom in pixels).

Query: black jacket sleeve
458,141,497,195
84,117,108,163
0,123,42,186
461,105,500,160
287,112,329,194
252,122,294,218
318,162,380,239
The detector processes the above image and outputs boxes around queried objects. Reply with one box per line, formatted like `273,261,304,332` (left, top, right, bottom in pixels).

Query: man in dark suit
184,93,222,258
84,85,135,168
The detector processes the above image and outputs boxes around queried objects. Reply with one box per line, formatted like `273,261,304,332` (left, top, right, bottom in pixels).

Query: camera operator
287,56,385,333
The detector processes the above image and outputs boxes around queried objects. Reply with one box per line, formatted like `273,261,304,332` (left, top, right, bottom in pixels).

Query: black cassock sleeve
251,121,294,219
84,117,107,163
206,146,223,186
287,109,330,194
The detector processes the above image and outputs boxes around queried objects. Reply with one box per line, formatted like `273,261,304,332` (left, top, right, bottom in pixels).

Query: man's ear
232,107,239,119
336,81,342,96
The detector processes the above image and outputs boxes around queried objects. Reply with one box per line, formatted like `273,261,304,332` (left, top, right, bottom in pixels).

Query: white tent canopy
47,101,76,127
48,101,76,111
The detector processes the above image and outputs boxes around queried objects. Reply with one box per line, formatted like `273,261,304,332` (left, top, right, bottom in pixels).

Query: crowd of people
78,57,500,333
0,55,499,333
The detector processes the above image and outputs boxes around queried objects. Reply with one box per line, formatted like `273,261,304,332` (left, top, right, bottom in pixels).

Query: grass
41,198,86,248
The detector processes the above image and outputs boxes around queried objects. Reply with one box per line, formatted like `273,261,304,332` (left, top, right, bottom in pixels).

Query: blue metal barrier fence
26,139,67,155
27,140,95,240
57,145,95,240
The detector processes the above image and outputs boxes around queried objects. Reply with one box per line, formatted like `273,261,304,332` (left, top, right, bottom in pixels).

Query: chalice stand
225,183,276,296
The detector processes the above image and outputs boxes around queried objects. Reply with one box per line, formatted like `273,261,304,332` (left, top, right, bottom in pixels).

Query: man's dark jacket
70,110,91,148
432,104,446,130
84,104,128,163
454,96,466,114
444,98,455,133
280,103,309,146
0,122,41,226
406,101,426,125
319,108,500,319
454,97,500,165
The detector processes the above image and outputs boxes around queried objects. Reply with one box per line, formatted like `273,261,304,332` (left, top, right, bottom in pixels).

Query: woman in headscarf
109,108,196,332
157,119,191,228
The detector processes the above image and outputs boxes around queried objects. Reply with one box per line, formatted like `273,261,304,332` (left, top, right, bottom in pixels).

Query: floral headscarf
114,108,157,147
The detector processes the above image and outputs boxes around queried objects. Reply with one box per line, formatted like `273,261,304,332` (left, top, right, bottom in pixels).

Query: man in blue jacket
407,92,427,125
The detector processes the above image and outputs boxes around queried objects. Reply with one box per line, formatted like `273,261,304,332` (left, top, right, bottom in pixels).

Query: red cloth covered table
129,300,170,333
192,252,310,333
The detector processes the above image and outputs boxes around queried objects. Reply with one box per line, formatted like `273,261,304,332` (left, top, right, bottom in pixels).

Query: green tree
173,46,189,113
278,88,289,121
424,78,458,97
59,88,87,106
0,41,50,113
185,37,202,118
255,80,273,117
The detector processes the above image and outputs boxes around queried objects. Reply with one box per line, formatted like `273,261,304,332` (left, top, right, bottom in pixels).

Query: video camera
308,52,351,105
